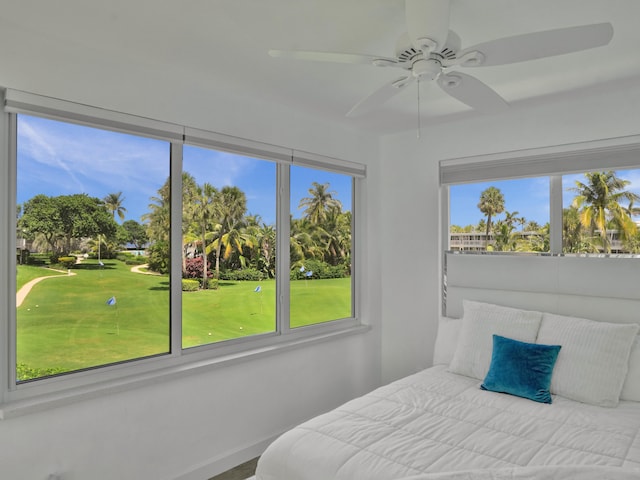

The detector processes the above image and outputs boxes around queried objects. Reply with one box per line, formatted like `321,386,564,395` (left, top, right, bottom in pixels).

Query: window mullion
170,142,184,355
549,175,563,254
277,162,291,335
2,107,16,395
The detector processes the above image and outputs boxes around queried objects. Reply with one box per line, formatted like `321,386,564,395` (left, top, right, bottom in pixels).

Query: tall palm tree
571,171,640,252
299,182,342,225
477,186,505,248
210,186,247,278
189,182,218,288
180,172,200,275
103,192,127,221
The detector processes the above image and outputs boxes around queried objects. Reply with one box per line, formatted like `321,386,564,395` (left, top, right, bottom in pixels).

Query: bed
254,295,640,480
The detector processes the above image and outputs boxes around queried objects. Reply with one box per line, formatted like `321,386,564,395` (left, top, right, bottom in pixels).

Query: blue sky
17,115,352,225
450,171,640,227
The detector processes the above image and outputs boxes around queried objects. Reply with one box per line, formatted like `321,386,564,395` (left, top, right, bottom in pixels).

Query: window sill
0,323,370,419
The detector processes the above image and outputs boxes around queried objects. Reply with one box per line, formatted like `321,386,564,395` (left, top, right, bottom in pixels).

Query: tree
190,182,218,288
210,186,248,279
56,194,117,254
120,220,149,250
19,194,62,253
571,171,640,253
142,177,172,272
20,194,117,255
103,191,127,221
299,182,342,225
477,186,505,248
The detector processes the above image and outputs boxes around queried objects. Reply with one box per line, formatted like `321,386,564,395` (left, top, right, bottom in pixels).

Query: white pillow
433,317,461,366
621,335,640,402
537,313,640,407
448,300,543,380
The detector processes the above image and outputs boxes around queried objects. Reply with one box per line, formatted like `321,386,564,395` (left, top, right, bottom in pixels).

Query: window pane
181,146,276,348
449,177,550,253
562,170,640,254
16,115,170,382
290,166,353,327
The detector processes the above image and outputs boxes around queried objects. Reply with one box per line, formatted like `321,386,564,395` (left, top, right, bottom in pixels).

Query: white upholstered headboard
445,253,640,326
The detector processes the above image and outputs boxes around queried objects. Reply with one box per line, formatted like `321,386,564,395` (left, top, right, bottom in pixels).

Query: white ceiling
1,0,639,135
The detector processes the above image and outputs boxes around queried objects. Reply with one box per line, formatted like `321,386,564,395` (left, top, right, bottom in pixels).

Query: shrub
147,241,169,275
183,257,213,280
116,252,147,264
16,363,66,382
57,256,77,269
290,259,347,280
219,268,265,282
202,278,219,290
181,279,200,292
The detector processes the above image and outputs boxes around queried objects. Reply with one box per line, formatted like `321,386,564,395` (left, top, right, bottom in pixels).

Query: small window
289,166,353,327
562,170,640,254
449,177,550,253
181,145,277,348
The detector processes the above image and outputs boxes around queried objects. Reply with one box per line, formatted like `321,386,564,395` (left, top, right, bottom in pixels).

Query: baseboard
172,433,276,480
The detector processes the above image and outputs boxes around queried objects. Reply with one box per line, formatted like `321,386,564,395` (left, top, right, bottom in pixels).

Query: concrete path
130,263,161,275
16,263,159,308
16,269,75,307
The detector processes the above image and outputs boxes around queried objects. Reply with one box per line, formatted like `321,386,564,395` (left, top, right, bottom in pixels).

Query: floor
209,457,259,480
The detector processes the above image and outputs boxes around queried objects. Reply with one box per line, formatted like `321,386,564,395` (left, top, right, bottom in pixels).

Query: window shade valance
440,135,640,185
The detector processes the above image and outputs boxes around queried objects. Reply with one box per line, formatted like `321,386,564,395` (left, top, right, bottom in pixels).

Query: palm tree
180,172,201,275
210,186,247,278
103,192,127,221
571,171,640,252
189,182,218,288
299,182,342,225
477,186,505,248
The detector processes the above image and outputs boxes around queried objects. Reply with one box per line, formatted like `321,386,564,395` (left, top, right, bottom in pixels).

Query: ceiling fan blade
347,76,414,117
268,49,399,66
405,0,450,52
437,72,509,112
458,22,613,67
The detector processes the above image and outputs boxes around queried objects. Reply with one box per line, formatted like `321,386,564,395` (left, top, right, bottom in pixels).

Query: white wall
0,69,383,478
4,17,640,479
377,78,640,385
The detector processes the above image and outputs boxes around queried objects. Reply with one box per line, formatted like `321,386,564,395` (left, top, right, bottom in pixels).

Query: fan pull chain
416,78,421,139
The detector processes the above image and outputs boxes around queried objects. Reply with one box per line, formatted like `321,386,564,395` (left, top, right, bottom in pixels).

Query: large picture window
3,90,364,402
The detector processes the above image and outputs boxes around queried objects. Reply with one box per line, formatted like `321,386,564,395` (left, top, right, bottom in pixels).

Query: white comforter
256,366,640,480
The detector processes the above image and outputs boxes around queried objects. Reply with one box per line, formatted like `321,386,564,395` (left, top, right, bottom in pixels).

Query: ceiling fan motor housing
412,58,442,80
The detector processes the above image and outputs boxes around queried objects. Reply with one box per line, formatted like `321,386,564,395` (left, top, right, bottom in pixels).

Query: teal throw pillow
481,335,561,404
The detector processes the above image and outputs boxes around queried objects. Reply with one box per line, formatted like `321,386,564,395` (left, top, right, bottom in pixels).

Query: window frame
439,135,640,316
0,89,367,417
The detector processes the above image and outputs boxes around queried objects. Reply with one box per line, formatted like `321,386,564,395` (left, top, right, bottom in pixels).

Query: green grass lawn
16,259,351,380
17,264,67,290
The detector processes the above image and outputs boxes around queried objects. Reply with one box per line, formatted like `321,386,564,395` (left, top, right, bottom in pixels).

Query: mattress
255,366,640,480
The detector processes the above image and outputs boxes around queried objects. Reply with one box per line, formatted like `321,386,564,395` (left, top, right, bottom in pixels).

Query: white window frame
439,134,640,316
0,89,367,418
440,133,640,254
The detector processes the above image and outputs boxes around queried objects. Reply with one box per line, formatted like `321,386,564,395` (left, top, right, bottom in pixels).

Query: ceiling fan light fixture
412,58,441,80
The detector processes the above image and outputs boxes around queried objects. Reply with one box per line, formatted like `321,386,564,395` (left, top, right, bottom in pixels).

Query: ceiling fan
268,0,614,117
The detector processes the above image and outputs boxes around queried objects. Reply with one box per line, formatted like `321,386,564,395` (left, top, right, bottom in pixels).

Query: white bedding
255,366,640,480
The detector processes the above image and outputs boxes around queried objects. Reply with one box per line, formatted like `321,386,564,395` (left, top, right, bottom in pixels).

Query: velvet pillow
481,335,561,404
